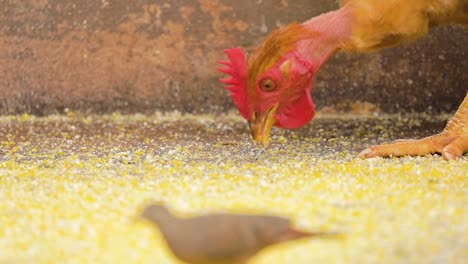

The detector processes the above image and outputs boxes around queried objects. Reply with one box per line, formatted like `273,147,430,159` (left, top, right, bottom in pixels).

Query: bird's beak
249,104,279,147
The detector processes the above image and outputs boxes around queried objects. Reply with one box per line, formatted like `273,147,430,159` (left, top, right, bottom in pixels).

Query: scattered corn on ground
0,111,467,264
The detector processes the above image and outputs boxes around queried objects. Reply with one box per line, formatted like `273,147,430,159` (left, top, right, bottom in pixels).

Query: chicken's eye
260,78,277,92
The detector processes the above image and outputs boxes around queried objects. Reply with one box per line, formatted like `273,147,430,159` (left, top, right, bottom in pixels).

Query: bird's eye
260,78,277,92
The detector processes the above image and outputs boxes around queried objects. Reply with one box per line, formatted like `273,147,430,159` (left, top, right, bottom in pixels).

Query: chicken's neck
297,4,353,71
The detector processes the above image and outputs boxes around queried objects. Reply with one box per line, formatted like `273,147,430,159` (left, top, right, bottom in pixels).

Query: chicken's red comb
217,47,251,120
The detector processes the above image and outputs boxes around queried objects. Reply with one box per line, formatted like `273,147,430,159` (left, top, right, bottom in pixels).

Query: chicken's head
218,24,317,146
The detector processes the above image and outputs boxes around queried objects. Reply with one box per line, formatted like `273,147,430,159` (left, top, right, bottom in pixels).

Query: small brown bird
141,203,339,264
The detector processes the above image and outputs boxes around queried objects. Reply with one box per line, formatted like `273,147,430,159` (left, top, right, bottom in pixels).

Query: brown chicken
218,0,468,160
141,203,339,264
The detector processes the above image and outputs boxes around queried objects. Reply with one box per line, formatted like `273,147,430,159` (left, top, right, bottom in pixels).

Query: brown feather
341,0,468,51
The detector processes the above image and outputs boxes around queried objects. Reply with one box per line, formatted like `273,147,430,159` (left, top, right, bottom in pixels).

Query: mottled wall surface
0,0,466,115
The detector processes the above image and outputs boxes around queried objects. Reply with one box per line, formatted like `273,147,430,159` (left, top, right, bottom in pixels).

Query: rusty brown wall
0,0,466,115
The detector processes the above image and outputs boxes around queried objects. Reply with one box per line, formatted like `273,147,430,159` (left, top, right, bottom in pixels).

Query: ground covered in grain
0,112,467,264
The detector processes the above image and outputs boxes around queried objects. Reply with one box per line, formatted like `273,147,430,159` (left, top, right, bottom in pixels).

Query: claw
442,150,455,161
357,148,373,158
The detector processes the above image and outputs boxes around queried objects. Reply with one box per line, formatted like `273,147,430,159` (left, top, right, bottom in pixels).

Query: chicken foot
358,93,468,160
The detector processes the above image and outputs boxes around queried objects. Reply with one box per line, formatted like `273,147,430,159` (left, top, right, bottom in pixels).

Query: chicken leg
358,93,468,160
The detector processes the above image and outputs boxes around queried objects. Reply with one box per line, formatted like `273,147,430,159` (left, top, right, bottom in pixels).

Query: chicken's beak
249,104,279,147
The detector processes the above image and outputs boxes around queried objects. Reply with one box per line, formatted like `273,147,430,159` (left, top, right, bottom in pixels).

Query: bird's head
218,24,319,146
141,203,173,225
